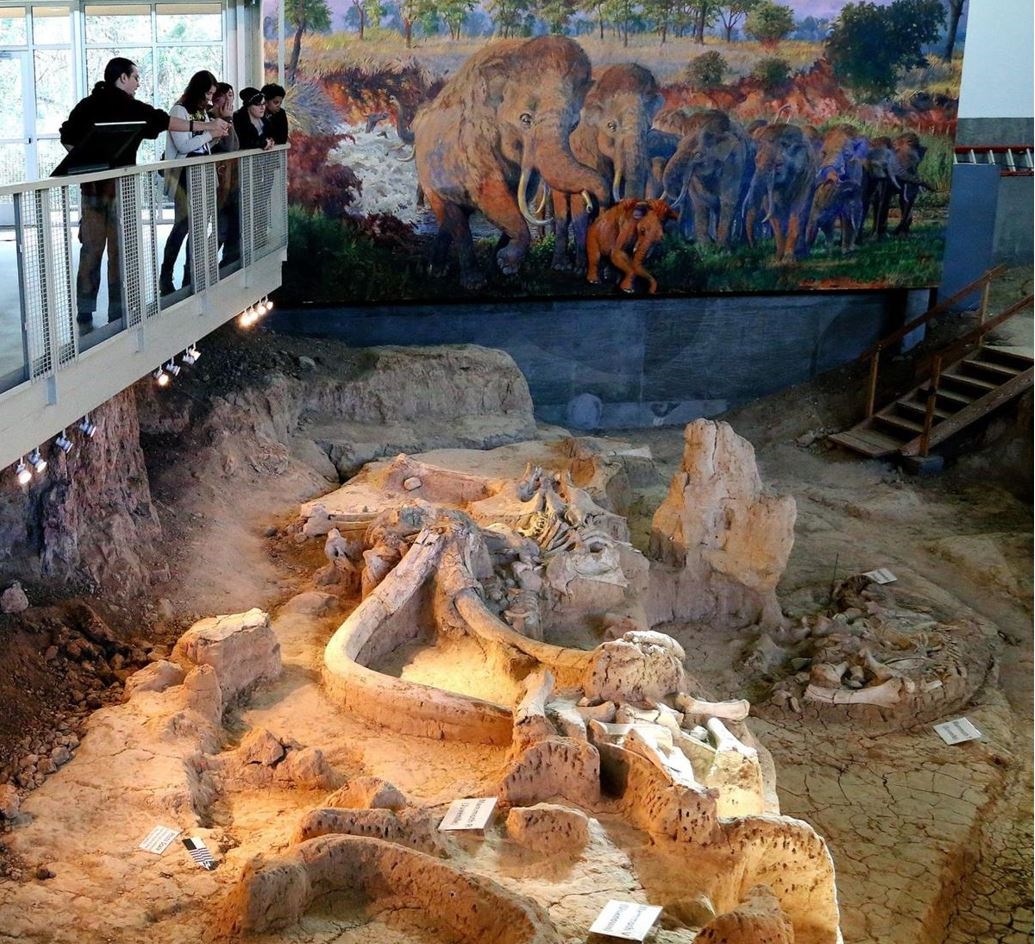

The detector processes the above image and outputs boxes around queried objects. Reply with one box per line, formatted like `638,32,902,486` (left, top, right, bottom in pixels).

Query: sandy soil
0,280,1030,943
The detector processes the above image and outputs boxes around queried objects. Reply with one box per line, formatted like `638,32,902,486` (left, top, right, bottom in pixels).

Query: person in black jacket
233,88,274,152
261,83,289,145
60,57,228,329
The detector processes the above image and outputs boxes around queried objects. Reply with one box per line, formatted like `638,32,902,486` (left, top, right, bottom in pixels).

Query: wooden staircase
830,268,1034,459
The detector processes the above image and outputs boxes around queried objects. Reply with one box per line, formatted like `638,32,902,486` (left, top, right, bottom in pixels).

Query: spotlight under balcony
54,432,74,455
15,459,32,486
164,360,181,377
78,416,97,438
154,367,170,387
28,449,47,475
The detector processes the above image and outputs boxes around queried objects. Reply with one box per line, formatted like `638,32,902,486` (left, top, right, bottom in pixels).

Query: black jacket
265,109,288,145
60,83,170,166
233,109,269,151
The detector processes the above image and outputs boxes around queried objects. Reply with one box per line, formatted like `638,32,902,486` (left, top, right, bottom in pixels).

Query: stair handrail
916,293,1033,456
862,264,1006,417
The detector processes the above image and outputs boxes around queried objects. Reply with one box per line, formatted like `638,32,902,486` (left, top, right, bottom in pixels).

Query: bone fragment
804,676,908,708
624,726,699,789
674,693,751,722
706,718,758,760
546,700,588,740
575,702,617,724
512,669,556,749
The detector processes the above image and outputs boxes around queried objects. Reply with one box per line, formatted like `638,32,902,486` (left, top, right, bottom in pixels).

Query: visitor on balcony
159,70,222,296
261,83,289,145
210,82,241,267
60,57,229,330
233,89,276,152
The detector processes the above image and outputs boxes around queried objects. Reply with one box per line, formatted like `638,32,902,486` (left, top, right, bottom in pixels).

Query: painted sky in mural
266,0,967,304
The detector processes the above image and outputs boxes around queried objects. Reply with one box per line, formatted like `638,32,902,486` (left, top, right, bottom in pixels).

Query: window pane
35,136,69,179
156,44,223,109
0,8,27,45
34,48,74,135
156,6,221,43
85,5,152,45
31,5,70,44
85,45,153,104
0,54,25,131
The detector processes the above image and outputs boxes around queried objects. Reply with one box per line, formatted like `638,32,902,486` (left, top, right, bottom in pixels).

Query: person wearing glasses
233,88,276,152
60,57,229,330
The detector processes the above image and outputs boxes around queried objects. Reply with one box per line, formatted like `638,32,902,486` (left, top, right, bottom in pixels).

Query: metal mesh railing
1,145,287,394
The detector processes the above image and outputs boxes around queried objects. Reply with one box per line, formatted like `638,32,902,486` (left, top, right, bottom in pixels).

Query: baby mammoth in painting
412,36,608,289
586,198,677,295
661,110,754,247
807,124,869,253
550,63,664,271
743,124,818,263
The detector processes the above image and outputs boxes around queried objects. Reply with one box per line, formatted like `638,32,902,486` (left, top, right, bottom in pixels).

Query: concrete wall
274,290,926,429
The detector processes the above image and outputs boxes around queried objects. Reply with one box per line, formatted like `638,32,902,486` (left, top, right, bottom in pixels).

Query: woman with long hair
160,69,219,295
210,82,241,267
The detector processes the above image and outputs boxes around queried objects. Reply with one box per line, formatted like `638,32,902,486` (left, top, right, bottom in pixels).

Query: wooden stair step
912,387,973,410
828,427,908,458
897,400,952,422
873,413,926,436
978,347,1035,370
959,358,1023,382
940,371,999,393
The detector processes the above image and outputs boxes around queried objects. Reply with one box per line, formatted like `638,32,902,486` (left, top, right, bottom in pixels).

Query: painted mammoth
661,111,754,247
861,132,933,240
586,198,677,295
887,132,930,236
413,36,608,289
645,129,679,199
806,124,868,252
549,63,664,271
743,124,818,263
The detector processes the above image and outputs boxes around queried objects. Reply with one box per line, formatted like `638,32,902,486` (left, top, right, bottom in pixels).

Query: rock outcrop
648,420,795,629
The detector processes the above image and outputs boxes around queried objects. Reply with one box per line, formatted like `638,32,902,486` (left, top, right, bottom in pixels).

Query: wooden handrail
919,355,943,458
861,264,1006,361
935,294,1034,367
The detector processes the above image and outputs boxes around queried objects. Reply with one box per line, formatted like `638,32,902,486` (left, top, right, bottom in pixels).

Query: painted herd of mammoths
407,35,934,293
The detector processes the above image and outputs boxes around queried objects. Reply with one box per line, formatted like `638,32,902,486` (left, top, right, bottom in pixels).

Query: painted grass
282,206,946,305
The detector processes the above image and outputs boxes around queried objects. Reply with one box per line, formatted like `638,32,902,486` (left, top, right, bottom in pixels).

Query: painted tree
826,0,944,100
602,0,639,45
285,0,332,83
440,0,476,37
400,0,435,46
350,0,384,38
716,0,758,41
537,0,577,32
942,0,966,60
489,0,531,36
744,0,793,46
643,0,681,42
579,0,609,39
686,0,719,43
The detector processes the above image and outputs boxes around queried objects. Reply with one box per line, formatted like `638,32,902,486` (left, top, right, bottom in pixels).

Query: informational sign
589,900,664,941
182,837,216,870
864,568,897,585
138,825,180,855
438,797,497,831
933,717,983,745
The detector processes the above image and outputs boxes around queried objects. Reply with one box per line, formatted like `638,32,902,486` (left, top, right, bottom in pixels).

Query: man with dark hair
60,57,229,330
261,83,289,145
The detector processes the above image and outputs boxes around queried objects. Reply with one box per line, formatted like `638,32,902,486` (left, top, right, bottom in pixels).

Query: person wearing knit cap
234,88,274,151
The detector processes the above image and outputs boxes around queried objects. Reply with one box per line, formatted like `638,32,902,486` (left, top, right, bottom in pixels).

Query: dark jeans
76,188,124,323
160,172,193,291
218,191,241,266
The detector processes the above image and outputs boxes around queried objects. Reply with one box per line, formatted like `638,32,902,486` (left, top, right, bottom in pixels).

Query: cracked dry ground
0,413,1030,943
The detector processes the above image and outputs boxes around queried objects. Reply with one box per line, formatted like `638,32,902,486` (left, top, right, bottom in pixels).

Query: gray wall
273,290,927,429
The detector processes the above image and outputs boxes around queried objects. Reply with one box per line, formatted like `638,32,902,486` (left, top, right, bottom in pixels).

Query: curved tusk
518,166,549,228
533,182,553,221
581,190,595,214
396,146,416,162
611,167,623,204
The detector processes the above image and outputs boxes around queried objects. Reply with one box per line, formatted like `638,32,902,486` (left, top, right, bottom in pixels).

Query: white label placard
438,797,497,831
863,568,897,584
589,900,663,941
934,717,982,745
139,825,180,855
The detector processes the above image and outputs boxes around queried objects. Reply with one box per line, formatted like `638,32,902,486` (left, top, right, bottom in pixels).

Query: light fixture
238,308,258,328
28,449,47,475
54,432,73,455
263,297,274,313
154,367,170,387
164,360,181,377
15,459,31,486
78,416,97,438
182,344,200,366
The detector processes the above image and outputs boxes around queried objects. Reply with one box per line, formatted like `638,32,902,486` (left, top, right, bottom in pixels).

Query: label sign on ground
183,836,216,870
934,717,982,745
589,901,663,941
863,568,897,584
438,797,497,831
139,825,180,855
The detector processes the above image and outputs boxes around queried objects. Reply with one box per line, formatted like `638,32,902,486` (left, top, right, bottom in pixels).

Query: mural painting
264,0,967,303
